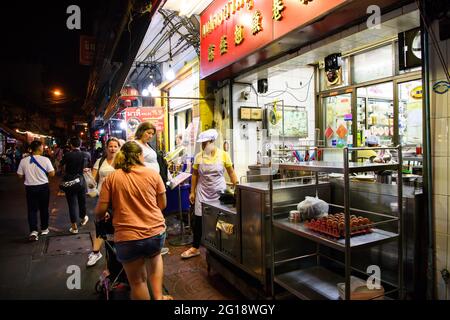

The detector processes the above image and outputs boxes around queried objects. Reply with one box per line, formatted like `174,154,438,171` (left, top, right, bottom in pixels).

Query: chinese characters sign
124,107,165,140
200,0,346,79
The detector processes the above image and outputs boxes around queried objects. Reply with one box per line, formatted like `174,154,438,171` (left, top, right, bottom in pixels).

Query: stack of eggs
306,213,372,239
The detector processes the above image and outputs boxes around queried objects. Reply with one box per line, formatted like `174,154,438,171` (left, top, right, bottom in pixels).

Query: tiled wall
429,19,450,300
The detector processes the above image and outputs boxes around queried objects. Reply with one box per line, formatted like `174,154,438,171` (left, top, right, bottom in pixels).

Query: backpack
95,156,107,184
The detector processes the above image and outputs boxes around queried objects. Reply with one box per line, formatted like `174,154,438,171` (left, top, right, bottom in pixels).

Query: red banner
124,107,165,140
200,0,346,79
79,35,96,66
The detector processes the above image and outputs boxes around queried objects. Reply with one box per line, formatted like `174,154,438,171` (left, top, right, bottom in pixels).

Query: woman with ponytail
95,141,171,300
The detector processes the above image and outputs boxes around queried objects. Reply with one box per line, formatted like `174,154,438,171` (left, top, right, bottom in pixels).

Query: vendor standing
181,129,238,259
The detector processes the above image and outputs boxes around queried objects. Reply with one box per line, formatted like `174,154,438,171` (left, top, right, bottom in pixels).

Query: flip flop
181,248,200,259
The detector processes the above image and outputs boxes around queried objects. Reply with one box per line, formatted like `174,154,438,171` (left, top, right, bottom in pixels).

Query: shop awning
0,123,26,143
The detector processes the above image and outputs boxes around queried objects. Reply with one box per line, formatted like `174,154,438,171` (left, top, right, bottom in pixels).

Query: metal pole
397,145,404,299
343,147,351,300
419,2,435,299
269,164,275,298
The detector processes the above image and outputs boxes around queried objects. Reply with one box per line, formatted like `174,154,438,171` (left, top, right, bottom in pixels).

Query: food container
289,210,300,222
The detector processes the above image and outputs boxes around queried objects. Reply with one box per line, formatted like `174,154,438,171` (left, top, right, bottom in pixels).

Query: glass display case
356,82,394,147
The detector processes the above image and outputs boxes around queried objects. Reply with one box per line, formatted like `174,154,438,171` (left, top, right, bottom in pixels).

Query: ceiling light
165,66,175,81
142,89,149,97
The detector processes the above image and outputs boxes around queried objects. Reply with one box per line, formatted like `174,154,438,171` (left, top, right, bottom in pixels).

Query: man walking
17,140,55,241
60,137,91,234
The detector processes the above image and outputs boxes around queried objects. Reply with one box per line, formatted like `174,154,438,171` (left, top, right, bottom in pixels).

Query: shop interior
201,8,427,300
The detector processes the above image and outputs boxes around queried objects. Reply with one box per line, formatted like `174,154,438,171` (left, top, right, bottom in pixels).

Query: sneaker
69,227,79,234
86,252,103,267
80,215,89,226
28,231,39,241
161,247,169,256
40,228,49,235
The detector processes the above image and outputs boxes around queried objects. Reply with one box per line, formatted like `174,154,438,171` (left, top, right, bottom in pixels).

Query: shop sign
200,0,346,78
79,35,96,66
410,86,422,99
124,107,165,140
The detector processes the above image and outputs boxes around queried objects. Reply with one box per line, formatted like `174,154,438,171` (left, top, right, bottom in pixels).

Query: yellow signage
220,36,228,55
252,10,263,35
273,0,285,21
410,86,422,99
202,0,255,38
208,44,216,62
234,25,244,45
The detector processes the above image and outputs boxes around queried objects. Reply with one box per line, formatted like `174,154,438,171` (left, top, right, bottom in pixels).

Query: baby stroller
94,218,129,300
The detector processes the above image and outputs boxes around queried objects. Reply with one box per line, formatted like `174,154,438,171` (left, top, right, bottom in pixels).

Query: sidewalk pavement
0,174,243,300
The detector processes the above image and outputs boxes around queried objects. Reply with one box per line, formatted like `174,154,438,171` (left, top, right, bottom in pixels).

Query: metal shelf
275,266,344,300
279,161,399,174
273,218,399,251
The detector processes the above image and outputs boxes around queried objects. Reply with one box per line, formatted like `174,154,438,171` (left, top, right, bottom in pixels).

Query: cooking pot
218,189,235,205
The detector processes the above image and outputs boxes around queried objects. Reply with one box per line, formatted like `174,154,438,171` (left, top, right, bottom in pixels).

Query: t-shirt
99,166,166,242
135,140,160,173
17,155,55,186
193,148,233,170
61,149,91,177
93,158,115,193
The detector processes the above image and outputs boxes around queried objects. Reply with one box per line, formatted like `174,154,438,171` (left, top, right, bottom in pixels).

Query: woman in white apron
181,129,238,259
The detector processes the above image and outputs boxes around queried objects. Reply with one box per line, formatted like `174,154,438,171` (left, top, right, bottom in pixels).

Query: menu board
267,106,308,138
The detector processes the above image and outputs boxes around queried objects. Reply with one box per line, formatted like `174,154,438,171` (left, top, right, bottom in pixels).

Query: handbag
59,174,83,192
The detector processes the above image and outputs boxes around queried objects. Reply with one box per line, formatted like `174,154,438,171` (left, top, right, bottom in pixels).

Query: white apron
194,153,226,217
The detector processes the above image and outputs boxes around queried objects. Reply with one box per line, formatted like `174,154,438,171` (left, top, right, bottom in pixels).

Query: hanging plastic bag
83,170,98,197
297,196,329,221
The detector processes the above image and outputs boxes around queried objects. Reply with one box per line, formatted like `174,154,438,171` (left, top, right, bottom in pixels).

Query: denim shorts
115,232,166,264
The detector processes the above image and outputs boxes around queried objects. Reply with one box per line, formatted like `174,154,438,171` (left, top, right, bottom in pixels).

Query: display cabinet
269,146,404,300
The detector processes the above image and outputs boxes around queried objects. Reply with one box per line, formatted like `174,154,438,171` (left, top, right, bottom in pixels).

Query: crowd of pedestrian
14,123,237,300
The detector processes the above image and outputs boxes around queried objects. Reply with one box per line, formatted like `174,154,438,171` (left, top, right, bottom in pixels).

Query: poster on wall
124,107,165,140
267,106,308,138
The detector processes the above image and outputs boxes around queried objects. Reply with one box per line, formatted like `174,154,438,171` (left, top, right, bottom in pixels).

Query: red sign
200,0,346,79
124,107,165,140
79,35,96,66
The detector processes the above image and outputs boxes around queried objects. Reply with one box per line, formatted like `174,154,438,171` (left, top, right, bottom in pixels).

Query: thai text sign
124,107,165,140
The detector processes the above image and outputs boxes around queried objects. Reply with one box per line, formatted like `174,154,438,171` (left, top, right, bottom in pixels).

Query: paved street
0,174,243,300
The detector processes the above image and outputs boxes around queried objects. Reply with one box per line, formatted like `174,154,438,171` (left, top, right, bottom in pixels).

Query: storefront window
357,82,394,146
323,93,352,148
399,80,422,146
353,45,393,84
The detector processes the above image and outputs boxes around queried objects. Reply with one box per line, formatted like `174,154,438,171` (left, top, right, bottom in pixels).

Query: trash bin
163,184,191,215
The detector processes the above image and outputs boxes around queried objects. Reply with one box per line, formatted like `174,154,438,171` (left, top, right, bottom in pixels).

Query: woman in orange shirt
95,141,170,300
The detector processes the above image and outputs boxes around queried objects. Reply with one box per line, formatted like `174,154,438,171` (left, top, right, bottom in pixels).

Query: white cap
196,129,218,143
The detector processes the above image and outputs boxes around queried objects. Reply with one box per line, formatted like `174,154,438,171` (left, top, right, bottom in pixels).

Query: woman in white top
86,137,120,267
134,122,160,173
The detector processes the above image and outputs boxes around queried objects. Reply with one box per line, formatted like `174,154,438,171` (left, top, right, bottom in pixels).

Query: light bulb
142,89,149,97
151,87,159,97
165,66,175,81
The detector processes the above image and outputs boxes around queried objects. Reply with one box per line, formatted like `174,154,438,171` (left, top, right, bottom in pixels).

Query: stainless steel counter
201,201,237,215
